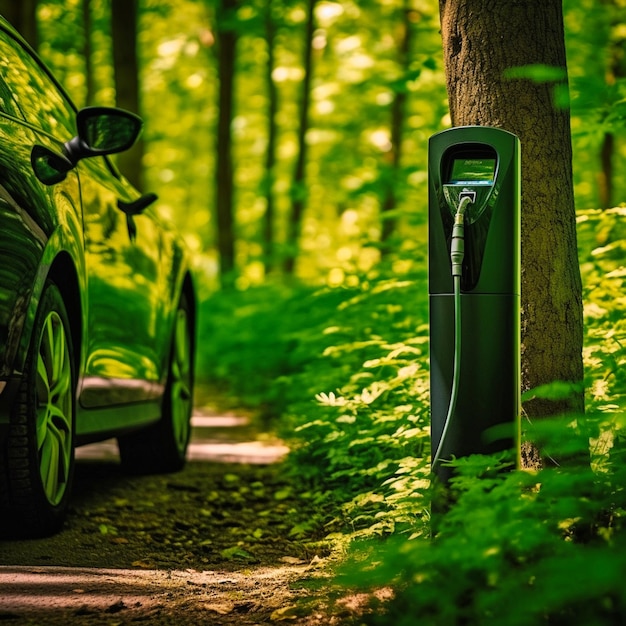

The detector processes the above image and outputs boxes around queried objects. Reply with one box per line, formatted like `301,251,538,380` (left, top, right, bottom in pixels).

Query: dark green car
0,17,196,537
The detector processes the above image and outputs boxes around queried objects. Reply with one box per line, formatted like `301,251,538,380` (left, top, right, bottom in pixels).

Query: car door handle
118,193,158,242
118,192,157,216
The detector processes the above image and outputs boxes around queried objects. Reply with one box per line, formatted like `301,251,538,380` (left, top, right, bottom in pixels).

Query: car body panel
79,156,164,406
0,118,85,380
0,18,194,443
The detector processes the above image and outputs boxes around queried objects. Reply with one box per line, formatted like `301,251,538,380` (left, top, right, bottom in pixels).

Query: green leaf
521,380,584,402
274,487,293,501
219,546,255,561
503,64,567,83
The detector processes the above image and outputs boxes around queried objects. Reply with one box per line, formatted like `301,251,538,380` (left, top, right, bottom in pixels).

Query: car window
0,33,76,140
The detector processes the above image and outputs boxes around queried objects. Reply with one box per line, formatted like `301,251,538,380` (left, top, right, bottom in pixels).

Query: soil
0,399,372,625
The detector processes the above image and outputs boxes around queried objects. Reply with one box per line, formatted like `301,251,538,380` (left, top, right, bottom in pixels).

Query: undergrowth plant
342,408,626,626
338,206,626,624
196,206,626,624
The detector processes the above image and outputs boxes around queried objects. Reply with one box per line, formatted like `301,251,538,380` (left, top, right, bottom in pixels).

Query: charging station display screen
449,158,496,185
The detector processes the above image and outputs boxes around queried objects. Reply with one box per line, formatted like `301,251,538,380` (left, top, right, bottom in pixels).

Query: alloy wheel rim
35,311,73,506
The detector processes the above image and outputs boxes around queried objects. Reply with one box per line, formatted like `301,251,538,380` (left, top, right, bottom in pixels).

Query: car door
77,156,168,409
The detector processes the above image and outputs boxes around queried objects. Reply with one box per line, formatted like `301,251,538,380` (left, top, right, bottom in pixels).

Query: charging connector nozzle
459,189,476,205
450,193,473,277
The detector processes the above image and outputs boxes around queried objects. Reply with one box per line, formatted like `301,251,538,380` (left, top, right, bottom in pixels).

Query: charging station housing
428,126,521,481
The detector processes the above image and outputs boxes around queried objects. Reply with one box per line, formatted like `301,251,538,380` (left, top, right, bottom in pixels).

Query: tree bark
283,0,316,276
82,0,95,106
381,0,412,247
438,1,584,424
263,0,278,275
598,4,625,211
0,0,38,48
111,0,144,191
215,0,238,287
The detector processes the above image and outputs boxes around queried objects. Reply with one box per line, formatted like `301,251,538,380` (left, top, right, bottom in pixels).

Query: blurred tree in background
0,0,37,47
213,0,238,287
112,0,144,190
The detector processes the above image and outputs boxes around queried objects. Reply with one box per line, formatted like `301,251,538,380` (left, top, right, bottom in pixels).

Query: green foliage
197,206,626,624
566,0,626,208
578,207,626,414
315,206,626,625
343,411,626,626
195,281,319,409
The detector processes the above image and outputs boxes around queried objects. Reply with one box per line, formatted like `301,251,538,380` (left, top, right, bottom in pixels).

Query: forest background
4,0,626,623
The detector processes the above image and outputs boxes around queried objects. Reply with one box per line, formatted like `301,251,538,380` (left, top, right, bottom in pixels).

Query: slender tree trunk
111,0,144,191
283,0,316,275
381,0,412,247
0,0,38,48
439,0,584,454
598,133,614,210
598,7,625,211
215,0,238,287
263,0,278,275
82,0,95,106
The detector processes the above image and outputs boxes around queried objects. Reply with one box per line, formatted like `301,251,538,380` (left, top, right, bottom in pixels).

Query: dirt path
0,402,361,625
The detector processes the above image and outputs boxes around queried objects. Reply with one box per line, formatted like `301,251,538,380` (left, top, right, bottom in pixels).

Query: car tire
0,281,75,537
118,292,194,474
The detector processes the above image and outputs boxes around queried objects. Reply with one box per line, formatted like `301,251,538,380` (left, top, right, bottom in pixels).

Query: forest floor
0,393,379,625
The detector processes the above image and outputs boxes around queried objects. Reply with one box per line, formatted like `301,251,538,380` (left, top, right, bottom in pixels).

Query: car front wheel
0,281,75,537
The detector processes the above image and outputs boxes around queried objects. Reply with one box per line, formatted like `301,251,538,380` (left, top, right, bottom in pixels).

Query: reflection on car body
0,15,196,537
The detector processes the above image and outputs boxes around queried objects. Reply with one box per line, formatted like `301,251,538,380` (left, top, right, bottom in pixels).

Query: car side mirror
64,107,143,166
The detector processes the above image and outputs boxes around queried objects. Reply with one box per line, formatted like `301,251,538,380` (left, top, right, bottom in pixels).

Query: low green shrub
336,207,626,624
196,207,626,625
344,412,626,626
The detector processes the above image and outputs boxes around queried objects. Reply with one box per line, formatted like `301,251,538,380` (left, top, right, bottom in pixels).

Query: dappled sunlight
0,566,170,613
76,412,289,465
187,440,289,464
0,564,316,620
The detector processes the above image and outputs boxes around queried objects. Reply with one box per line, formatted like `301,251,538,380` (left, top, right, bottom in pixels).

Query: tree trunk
215,0,238,288
263,0,278,275
438,1,584,430
283,0,316,276
82,0,95,106
598,6,625,211
111,0,144,191
0,0,38,48
598,132,613,210
381,0,412,248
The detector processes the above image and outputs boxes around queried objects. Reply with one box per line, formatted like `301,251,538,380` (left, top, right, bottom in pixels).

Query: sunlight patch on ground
0,564,312,617
187,440,289,463
75,411,289,464
191,415,249,428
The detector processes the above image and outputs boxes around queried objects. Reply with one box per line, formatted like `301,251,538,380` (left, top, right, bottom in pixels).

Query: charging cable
432,190,475,473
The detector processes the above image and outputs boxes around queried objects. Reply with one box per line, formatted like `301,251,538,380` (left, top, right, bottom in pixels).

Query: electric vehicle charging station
428,126,521,483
